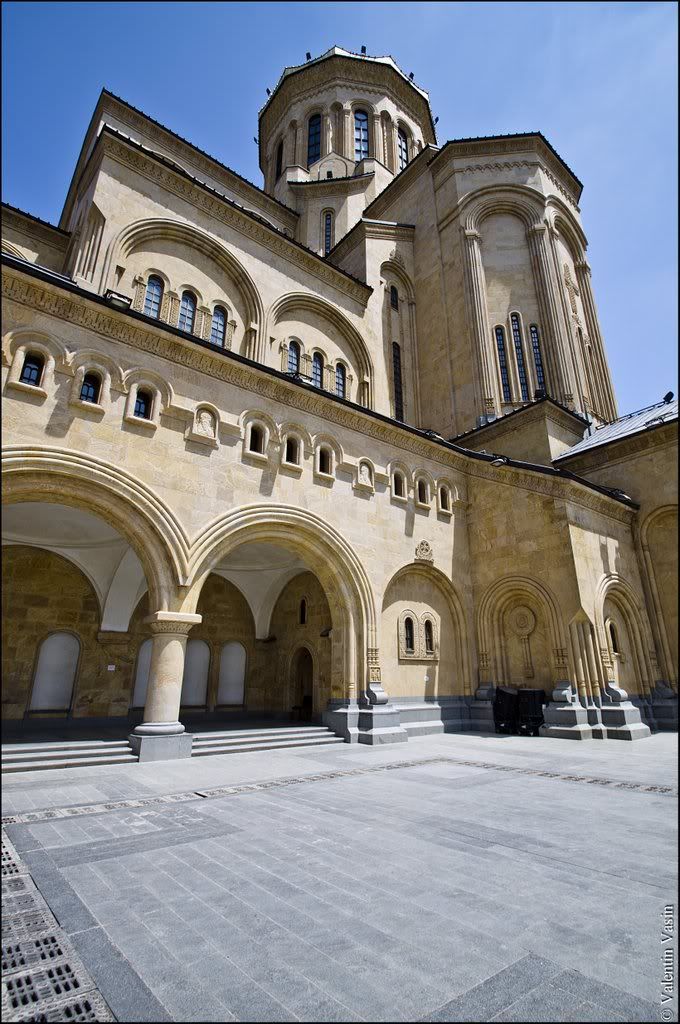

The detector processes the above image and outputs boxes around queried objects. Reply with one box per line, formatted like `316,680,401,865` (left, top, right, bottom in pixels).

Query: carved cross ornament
415,540,434,562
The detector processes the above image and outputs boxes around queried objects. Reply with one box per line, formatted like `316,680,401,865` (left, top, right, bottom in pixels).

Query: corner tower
258,47,436,253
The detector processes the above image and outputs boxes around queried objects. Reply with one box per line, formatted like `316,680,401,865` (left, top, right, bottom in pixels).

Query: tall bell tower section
258,47,437,254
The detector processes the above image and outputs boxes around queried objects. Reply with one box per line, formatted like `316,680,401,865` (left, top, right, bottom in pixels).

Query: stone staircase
1,738,138,774
190,724,344,757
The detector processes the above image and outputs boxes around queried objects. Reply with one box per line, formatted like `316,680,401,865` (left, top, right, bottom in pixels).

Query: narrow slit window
287,339,300,374
299,599,307,625
417,479,428,505
392,342,404,421
335,363,346,398
80,372,101,404
510,313,529,401
143,275,163,319
439,486,450,511
312,352,324,388
134,388,153,420
404,617,415,653
494,326,512,403
19,352,44,387
390,285,399,310
307,114,321,165
323,211,334,255
424,620,434,653
529,325,546,392
609,621,620,655
249,424,265,454
178,291,197,333
354,110,369,161
397,128,409,171
318,447,332,475
285,436,299,464
210,306,227,347
393,472,405,498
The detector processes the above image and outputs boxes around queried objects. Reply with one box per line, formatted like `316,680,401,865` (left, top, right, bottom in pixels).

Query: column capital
528,222,548,237
143,612,202,635
575,257,591,276
463,228,481,243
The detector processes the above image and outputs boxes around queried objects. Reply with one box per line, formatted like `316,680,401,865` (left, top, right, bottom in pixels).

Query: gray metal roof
556,398,678,461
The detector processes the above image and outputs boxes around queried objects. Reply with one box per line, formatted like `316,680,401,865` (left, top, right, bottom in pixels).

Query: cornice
98,130,371,306
289,173,374,198
328,219,415,265
557,422,678,474
2,262,636,528
2,206,70,249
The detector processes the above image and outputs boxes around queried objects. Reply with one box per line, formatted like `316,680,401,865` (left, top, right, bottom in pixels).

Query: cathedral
2,46,677,764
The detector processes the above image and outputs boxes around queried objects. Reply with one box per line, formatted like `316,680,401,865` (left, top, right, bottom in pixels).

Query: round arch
184,504,377,702
459,183,547,234
595,574,656,696
100,218,264,332
2,446,188,610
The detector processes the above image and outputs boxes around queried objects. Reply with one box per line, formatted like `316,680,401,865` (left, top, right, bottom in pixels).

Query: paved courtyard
2,731,678,1022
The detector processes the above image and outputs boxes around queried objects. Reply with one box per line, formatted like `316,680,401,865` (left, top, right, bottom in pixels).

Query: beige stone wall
268,571,332,714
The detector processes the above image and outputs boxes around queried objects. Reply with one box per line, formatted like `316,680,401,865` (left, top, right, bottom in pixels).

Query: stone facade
2,46,677,753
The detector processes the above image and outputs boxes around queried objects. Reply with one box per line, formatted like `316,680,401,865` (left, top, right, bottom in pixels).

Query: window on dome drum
134,388,153,420
178,291,197,333
335,363,346,398
299,599,307,625
510,313,529,401
19,352,44,387
404,617,415,653
307,114,321,165
417,479,428,504
288,339,300,373
79,372,101,404
392,342,404,421
318,446,332,475
424,620,434,654
285,436,299,464
390,285,399,310
143,275,163,319
312,352,324,388
393,472,405,498
354,109,369,161
439,486,450,511
210,306,227,347
324,211,334,255
397,128,409,171
529,324,546,392
249,424,265,454
494,326,512,403
275,140,284,180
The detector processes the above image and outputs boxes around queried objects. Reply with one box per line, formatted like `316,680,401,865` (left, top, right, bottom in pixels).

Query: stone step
192,735,344,757
192,727,332,746
2,739,133,755
2,753,138,774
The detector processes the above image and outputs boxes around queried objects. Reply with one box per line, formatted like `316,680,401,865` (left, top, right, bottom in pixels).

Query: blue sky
2,1,677,415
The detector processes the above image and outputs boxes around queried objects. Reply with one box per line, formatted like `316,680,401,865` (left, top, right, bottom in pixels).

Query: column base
600,703,651,741
357,704,408,745
129,731,193,762
539,702,593,740
322,701,359,742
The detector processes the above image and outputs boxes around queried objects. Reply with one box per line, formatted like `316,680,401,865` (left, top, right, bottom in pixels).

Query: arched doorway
291,647,314,721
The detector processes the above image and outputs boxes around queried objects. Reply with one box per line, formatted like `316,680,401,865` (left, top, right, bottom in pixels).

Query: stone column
293,121,303,166
575,258,618,421
461,228,497,421
322,113,332,157
527,224,574,406
371,114,382,163
129,612,201,761
343,108,353,161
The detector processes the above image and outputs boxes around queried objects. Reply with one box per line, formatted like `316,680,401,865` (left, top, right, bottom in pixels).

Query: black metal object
517,688,547,736
492,686,519,734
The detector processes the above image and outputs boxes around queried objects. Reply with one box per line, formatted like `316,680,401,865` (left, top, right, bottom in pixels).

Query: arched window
510,313,529,401
494,326,512,403
439,486,450,512
397,128,409,171
529,325,546,393
210,306,227,347
417,479,428,505
323,211,334,255
424,620,434,654
134,388,153,420
318,446,332,475
19,352,45,387
217,642,246,705
180,639,210,707
390,285,399,310
178,291,197,333
312,352,324,388
335,363,346,398
143,275,163,319
131,638,153,708
288,339,300,374
392,342,404,421
299,599,307,625
307,114,321,165
275,139,284,180
249,424,265,454
608,621,620,655
285,436,300,464
29,632,80,711
354,109,369,161
404,617,415,653
393,471,406,498
79,372,101,404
